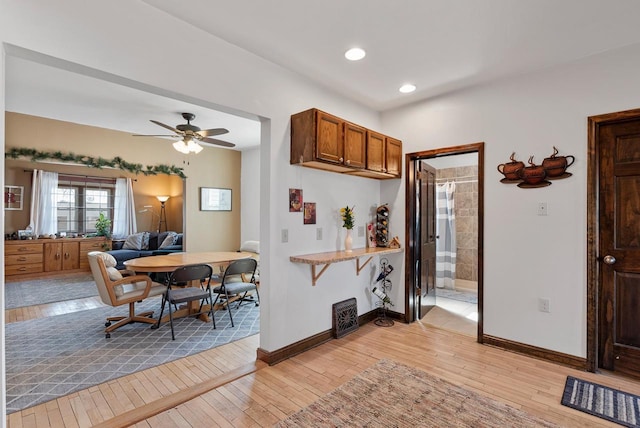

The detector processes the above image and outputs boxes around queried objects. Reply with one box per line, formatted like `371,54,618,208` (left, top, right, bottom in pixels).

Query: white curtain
436,182,456,289
112,178,137,238
29,170,58,237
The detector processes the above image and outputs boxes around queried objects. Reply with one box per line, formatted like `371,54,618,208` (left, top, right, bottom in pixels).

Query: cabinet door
385,137,402,177
315,111,343,163
44,242,62,272
343,122,366,168
63,241,80,270
367,131,386,172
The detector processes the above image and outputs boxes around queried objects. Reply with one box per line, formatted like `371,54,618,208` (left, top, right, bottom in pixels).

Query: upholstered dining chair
87,251,166,338
155,263,215,340
212,258,259,327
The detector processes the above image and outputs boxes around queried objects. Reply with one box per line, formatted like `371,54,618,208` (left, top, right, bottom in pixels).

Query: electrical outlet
316,227,323,240
281,228,288,243
358,225,365,237
537,202,548,216
538,298,550,313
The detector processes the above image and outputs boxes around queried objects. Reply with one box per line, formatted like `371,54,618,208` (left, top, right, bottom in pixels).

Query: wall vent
332,298,358,338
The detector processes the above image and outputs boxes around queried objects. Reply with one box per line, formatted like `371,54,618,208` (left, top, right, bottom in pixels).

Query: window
55,175,116,234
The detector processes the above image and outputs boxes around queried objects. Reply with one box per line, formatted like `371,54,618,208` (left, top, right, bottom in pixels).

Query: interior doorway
405,143,484,341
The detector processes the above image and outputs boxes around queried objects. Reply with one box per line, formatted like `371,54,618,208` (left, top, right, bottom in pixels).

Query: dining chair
155,263,215,340
212,258,259,327
87,251,166,338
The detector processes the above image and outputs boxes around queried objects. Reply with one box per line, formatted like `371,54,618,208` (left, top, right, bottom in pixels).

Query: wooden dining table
124,251,254,323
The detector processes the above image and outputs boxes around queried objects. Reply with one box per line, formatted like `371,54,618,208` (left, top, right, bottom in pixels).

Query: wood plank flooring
7,297,638,427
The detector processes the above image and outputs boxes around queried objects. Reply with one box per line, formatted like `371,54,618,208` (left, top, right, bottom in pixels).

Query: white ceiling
7,0,640,151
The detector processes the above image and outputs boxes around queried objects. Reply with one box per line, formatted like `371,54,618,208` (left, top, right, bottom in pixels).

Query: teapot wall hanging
498,147,575,188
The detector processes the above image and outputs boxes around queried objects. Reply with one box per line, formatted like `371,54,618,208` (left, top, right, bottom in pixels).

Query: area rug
436,287,478,304
5,274,98,309
276,359,558,427
562,375,640,427
5,296,259,413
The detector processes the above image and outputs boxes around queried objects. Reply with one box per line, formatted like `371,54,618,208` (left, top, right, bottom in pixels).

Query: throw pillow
106,267,123,281
159,231,178,249
240,240,260,254
123,232,149,250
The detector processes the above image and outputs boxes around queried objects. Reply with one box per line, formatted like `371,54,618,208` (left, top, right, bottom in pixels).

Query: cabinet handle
382,168,387,173
17,257,27,261
18,247,28,252
64,252,69,259
345,159,351,165
56,253,61,260
18,267,27,271
339,157,344,163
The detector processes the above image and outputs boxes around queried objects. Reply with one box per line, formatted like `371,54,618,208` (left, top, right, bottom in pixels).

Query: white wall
241,147,260,243
383,42,640,357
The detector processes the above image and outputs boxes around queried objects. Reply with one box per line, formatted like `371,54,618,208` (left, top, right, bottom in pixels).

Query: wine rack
376,204,390,247
373,257,394,327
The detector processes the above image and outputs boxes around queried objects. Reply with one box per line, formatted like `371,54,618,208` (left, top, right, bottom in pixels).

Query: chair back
87,251,119,306
222,258,258,284
169,264,213,286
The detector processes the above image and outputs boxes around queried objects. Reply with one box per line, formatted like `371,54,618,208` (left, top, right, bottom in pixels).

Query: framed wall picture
200,187,232,211
289,188,302,212
303,202,316,224
4,185,23,210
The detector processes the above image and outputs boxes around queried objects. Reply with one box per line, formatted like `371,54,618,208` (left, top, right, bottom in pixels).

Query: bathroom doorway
405,143,484,341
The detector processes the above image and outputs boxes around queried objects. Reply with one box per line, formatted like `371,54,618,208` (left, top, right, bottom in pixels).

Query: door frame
404,142,485,342
586,107,640,372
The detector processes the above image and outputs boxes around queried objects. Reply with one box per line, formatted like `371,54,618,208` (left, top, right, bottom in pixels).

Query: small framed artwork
4,185,23,211
200,187,232,211
289,188,302,212
303,202,316,224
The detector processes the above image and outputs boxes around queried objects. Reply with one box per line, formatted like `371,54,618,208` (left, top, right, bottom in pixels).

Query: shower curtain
436,182,456,289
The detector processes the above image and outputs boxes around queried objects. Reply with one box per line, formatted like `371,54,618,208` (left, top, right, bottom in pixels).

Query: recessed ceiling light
399,84,417,93
345,48,366,61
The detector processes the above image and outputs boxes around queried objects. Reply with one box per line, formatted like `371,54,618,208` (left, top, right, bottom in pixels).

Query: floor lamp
157,196,169,232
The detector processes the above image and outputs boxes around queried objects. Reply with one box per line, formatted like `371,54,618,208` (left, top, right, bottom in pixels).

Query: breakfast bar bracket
290,247,403,286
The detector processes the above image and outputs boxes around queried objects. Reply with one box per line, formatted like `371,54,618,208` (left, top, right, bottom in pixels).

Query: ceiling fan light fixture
187,139,203,153
345,47,366,61
172,140,190,154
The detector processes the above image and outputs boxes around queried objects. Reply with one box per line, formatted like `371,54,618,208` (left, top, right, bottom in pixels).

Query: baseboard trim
257,309,398,365
483,334,587,370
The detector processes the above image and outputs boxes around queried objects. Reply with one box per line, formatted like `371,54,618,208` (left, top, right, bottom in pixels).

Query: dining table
124,251,254,323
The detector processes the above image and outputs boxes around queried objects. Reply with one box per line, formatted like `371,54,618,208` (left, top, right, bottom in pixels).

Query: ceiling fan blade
200,137,236,148
150,120,181,134
198,127,229,137
132,134,179,138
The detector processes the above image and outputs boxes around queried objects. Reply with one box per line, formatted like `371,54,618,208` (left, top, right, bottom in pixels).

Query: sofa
107,231,183,269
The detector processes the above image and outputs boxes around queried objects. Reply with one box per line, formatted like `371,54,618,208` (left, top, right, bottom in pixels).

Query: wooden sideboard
5,237,110,281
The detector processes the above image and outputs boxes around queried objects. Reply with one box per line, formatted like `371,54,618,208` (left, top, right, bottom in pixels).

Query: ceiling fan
134,112,235,154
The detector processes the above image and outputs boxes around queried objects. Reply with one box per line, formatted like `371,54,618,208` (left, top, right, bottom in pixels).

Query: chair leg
208,289,216,330
153,293,168,330
168,296,176,341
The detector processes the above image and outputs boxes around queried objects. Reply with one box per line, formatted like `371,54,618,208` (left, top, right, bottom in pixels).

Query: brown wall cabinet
5,237,109,280
291,108,402,179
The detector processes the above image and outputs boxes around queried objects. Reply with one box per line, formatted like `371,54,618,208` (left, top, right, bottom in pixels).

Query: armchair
87,251,166,338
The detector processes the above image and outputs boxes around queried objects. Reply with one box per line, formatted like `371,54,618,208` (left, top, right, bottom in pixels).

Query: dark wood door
418,161,437,318
598,116,640,376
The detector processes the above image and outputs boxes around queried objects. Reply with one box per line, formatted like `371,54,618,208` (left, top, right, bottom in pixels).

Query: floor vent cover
332,298,358,338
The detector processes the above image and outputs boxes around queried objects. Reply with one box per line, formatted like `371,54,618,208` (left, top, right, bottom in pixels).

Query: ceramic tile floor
422,295,478,337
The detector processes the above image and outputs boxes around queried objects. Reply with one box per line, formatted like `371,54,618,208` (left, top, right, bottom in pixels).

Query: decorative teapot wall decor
497,152,525,182
498,147,575,188
542,146,575,179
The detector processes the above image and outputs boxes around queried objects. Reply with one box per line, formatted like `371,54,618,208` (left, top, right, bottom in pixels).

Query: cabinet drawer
5,253,43,266
5,242,43,255
6,263,43,276
80,240,108,252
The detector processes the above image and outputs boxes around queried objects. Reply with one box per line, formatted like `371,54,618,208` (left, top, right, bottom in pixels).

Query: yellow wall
4,112,242,251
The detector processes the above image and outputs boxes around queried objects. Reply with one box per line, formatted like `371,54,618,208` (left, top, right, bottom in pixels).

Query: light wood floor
7,298,637,427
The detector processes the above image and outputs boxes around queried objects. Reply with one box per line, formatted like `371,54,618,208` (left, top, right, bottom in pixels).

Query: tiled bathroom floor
421,295,478,337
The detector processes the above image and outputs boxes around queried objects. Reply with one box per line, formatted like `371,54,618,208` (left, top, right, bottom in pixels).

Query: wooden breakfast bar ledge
290,247,403,286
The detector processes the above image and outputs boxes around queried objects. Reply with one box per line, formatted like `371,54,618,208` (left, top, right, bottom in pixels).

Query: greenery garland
5,147,186,179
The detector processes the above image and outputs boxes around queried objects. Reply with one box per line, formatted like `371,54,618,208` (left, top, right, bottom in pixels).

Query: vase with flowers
340,205,355,252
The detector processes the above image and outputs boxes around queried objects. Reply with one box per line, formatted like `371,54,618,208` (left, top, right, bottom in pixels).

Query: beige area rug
276,359,559,427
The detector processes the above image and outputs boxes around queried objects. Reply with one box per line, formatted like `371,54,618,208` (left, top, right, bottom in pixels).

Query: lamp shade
156,195,170,203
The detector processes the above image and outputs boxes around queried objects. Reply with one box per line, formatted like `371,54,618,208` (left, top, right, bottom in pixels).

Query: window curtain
29,170,58,237
435,182,456,290
112,178,137,238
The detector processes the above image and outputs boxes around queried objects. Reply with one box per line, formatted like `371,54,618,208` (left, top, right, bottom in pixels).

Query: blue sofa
107,231,183,269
